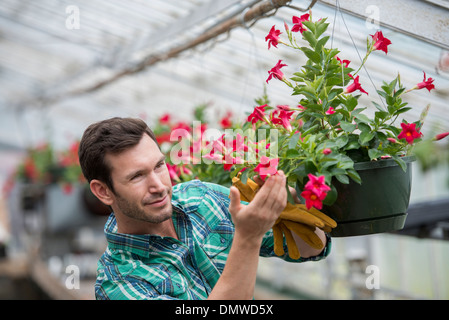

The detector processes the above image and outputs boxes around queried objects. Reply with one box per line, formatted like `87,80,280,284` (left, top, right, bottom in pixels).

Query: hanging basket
322,156,415,237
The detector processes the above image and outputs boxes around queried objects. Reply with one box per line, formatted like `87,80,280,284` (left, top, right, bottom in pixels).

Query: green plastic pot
322,156,415,237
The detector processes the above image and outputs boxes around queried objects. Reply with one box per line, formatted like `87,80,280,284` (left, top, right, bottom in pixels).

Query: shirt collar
103,204,188,258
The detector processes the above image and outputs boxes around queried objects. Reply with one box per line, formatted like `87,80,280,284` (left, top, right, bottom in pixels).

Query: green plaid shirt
95,180,331,300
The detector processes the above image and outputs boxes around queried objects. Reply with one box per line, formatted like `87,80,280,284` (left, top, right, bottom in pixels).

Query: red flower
322,148,332,155
301,189,327,210
219,111,233,129
265,25,281,49
159,113,171,125
291,14,309,33
266,60,287,84
223,153,244,171
254,156,279,180
416,71,435,92
247,104,269,124
371,31,391,54
336,56,350,68
344,74,368,95
398,123,422,144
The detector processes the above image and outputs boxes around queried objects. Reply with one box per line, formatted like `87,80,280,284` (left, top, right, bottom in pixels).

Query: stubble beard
114,188,173,224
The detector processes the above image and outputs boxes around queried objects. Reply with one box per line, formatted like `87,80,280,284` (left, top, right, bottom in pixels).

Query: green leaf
340,121,357,133
329,113,343,126
302,30,317,47
288,132,301,149
347,169,362,184
375,110,389,120
286,148,300,158
360,130,375,145
315,21,329,38
334,135,349,148
301,47,321,64
372,101,385,112
346,95,358,111
302,20,316,33
394,107,412,116
315,35,329,51
322,185,337,206
368,148,382,160
393,155,407,172
354,113,372,124
335,174,349,184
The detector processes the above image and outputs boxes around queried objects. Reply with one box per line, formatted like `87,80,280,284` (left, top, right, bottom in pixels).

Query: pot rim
353,155,416,171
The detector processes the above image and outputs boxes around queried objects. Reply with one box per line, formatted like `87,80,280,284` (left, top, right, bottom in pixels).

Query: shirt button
172,244,178,249
220,238,226,244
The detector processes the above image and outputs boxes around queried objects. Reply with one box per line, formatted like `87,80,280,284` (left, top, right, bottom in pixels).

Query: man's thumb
229,186,242,212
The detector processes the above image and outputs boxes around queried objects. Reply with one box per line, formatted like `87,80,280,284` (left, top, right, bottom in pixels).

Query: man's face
106,134,173,225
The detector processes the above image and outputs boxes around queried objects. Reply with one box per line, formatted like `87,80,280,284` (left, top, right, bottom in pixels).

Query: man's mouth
145,194,168,207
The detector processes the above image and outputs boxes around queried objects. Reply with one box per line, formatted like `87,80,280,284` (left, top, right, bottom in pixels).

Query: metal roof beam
318,0,449,50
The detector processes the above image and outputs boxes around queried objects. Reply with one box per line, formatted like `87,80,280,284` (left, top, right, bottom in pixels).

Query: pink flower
325,107,335,115
387,137,398,144
276,105,291,111
322,148,332,155
398,123,422,144
434,132,449,141
301,189,327,210
416,71,435,92
247,104,269,125
271,109,294,132
232,133,248,153
291,14,309,34
266,60,287,84
265,25,281,49
371,31,391,54
344,74,368,95
166,163,180,184
254,156,279,180
300,174,331,210
304,174,331,194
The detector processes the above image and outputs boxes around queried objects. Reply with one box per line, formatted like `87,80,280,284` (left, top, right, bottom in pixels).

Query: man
78,117,331,300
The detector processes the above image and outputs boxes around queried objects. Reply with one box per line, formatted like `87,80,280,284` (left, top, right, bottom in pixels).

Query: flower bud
434,132,449,141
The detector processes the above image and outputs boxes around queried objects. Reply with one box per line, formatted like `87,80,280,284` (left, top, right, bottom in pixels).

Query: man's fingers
250,172,286,213
229,186,242,214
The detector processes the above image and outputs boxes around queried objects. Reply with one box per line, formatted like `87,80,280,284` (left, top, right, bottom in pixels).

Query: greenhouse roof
0,0,448,151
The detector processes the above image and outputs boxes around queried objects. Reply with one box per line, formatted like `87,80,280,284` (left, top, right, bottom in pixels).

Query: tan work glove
232,174,337,260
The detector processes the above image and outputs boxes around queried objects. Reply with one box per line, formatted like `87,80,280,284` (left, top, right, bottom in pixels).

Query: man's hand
228,171,287,243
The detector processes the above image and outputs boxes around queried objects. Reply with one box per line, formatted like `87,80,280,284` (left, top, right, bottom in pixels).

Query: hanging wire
333,0,387,109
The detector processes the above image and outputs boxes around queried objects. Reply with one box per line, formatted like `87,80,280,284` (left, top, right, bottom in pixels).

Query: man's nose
148,172,166,194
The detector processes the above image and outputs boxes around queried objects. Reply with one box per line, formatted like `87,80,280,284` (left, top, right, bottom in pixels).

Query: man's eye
131,173,142,180
156,161,166,169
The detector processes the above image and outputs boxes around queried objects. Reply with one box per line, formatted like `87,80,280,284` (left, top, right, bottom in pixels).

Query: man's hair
78,117,160,192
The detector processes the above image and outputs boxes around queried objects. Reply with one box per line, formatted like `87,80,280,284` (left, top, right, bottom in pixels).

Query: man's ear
90,179,114,206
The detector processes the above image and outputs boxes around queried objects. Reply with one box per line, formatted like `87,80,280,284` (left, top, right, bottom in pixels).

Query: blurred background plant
3,141,85,196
